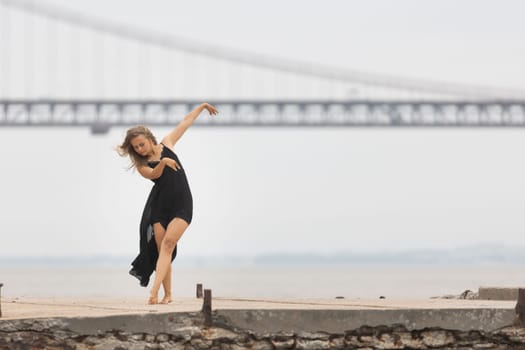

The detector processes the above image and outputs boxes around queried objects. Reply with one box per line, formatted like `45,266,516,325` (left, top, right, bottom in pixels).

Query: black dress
129,144,193,287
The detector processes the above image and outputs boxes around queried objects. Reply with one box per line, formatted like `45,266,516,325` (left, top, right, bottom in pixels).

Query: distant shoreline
2,244,525,266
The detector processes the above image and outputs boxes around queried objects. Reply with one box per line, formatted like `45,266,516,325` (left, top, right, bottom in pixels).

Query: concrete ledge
479,287,523,301
218,308,516,333
0,312,204,335
0,297,518,334
1,308,515,336
67,312,203,335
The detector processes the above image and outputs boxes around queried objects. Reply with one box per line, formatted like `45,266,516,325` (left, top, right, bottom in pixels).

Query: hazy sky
1,0,525,259
37,0,525,90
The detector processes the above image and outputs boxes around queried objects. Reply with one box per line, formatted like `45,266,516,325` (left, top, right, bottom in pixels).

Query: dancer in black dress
118,103,218,304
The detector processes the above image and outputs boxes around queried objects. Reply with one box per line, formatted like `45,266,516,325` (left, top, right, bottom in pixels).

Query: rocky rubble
2,316,525,349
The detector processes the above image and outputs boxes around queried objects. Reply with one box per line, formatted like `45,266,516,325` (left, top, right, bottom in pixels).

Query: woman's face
131,135,153,157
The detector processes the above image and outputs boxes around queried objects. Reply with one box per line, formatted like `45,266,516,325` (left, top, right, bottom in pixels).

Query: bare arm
162,103,218,148
137,158,178,180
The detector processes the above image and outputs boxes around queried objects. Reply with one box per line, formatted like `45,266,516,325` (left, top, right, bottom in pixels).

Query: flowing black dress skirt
129,185,177,287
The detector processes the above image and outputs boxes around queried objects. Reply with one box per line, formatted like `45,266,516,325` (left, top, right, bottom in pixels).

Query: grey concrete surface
218,308,516,333
479,287,523,301
0,296,518,334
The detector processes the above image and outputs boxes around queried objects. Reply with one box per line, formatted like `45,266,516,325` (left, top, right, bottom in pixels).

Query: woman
118,102,218,304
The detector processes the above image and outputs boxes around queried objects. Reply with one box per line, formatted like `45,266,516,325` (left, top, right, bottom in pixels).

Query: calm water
1,264,525,299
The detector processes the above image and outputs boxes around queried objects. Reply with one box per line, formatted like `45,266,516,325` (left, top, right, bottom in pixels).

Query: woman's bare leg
159,266,173,304
150,223,173,305
149,218,189,304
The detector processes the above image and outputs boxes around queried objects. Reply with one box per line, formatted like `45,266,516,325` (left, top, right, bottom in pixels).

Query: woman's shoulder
161,143,176,155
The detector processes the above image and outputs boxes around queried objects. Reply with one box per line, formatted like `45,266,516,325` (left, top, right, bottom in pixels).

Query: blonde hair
117,125,158,169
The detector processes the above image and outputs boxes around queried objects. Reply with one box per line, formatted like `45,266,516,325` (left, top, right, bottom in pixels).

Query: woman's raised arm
162,103,218,148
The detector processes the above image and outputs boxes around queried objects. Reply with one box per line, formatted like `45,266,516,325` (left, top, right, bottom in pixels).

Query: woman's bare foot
160,295,172,304
147,294,158,305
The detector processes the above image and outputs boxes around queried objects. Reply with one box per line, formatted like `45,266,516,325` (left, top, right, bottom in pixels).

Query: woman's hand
162,157,181,171
202,103,218,116
161,103,219,148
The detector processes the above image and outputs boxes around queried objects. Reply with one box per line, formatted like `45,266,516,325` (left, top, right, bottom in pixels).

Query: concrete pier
0,296,517,331
0,296,523,349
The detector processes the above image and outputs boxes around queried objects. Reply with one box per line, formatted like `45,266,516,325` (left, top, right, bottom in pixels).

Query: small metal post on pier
515,288,525,325
201,289,212,326
196,283,203,298
0,283,3,318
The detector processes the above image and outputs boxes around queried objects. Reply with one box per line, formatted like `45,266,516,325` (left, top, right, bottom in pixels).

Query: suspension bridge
1,0,525,133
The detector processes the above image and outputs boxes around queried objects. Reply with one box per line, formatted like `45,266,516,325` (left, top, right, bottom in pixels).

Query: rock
377,333,403,349
144,334,156,342
434,290,479,300
228,344,253,350
130,333,145,341
345,334,365,347
296,331,330,340
156,333,170,342
191,338,213,350
250,340,274,350
172,326,203,341
220,344,237,350
295,339,331,350
203,327,241,341
473,344,497,349
421,330,455,347
80,335,100,346
271,338,295,349
395,332,423,349
460,290,479,300
495,326,525,342
92,339,132,350
328,337,346,349
144,344,167,350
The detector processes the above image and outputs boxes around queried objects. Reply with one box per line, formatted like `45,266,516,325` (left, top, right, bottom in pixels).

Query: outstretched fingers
204,103,218,116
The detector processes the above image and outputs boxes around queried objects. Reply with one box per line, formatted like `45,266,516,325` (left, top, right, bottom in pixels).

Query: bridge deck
2,99,525,132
